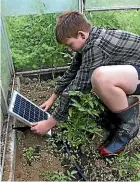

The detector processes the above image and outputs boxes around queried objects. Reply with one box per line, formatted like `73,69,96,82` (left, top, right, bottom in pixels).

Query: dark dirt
13,76,140,181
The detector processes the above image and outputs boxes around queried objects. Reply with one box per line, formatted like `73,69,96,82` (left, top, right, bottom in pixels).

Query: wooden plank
16,66,69,76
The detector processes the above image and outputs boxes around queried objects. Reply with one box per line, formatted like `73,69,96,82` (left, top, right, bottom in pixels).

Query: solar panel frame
8,90,51,135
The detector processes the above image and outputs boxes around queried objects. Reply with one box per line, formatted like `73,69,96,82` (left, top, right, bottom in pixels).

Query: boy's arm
54,52,82,95
31,47,105,135
40,53,82,111
52,47,105,122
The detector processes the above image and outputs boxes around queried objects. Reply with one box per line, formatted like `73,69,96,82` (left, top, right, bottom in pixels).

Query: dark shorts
131,65,140,95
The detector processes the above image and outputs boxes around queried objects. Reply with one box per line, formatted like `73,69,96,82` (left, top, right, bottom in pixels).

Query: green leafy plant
23,146,35,165
112,152,140,180
40,170,77,181
128,152,140,180
85,10,140,35
5,14,70,71
5,11,140,71
60,91,105,149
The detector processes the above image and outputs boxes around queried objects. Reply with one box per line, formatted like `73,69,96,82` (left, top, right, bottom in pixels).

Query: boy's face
64,31,89,52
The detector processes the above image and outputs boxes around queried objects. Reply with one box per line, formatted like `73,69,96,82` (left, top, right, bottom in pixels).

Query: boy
31,11,140,156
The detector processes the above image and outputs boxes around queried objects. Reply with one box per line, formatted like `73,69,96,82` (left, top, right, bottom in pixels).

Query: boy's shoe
99,97,139,156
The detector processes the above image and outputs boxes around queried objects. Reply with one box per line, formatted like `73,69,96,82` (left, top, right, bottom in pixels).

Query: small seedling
23,146,35,165
40,170,77,181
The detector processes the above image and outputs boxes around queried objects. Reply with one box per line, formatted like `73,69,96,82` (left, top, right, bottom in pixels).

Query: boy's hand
31,116,57,135
40,93,57,111
40,98,54,111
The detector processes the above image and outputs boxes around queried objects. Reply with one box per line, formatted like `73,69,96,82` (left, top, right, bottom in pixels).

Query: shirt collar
80,26,98,53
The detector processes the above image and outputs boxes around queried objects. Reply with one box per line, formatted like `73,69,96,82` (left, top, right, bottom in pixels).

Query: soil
14,78,70,181
11,76,140,181
15,132,65,181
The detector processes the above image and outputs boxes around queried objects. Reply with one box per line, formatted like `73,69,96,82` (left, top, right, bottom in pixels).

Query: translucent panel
85,0,140,10
2,0,79,16
0,108,4,123
1,29,11,100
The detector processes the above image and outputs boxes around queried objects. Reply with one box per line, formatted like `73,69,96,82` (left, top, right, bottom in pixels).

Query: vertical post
78,0,84,13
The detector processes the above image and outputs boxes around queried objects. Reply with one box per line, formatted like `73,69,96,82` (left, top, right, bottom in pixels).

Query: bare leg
91,65,140,112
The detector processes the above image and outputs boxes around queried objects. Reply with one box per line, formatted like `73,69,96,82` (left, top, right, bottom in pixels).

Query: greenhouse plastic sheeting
2,0,79,16
1,18,13,115
85,0,140,10
1,35,11,100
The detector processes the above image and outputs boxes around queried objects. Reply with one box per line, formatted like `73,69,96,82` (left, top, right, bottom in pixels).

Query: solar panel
8,90,51,135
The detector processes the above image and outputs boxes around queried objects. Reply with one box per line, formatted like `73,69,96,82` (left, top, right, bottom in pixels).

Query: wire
62,139,88,181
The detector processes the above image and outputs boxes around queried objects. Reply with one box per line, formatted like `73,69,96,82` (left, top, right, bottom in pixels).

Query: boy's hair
55,11,92,44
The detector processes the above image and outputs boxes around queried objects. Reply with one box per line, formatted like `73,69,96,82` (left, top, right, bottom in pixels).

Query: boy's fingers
31,125,38,132
31,127,36,131
44,106,49,111
40,103,46,108
31,122,38,127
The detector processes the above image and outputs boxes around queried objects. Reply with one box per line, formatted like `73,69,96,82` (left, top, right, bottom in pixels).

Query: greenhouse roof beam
85,6,140,12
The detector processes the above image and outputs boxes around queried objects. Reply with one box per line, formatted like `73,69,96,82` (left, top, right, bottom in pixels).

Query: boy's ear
78,31,86,39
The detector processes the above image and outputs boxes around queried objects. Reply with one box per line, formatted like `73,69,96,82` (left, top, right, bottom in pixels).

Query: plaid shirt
52,26,140,122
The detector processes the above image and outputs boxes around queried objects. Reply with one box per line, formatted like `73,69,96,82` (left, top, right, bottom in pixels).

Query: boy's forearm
51,93,57,101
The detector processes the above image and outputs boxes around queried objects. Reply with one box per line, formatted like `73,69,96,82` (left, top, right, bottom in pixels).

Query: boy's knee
91,66,105,84
91,66,112,89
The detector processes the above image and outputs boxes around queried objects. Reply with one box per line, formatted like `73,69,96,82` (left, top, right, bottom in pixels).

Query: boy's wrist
47,115,57,127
